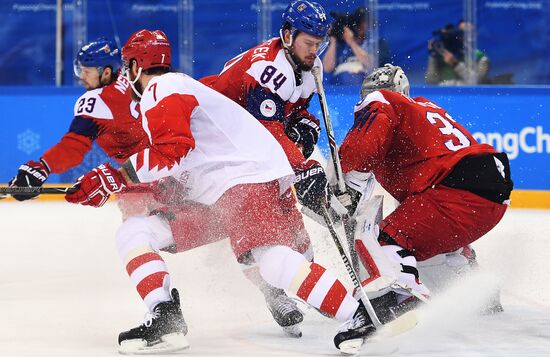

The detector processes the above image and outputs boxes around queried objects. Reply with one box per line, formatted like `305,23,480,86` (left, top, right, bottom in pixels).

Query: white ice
1,200,549,356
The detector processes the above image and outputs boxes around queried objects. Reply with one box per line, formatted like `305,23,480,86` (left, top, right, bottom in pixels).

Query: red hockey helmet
122,29,171,71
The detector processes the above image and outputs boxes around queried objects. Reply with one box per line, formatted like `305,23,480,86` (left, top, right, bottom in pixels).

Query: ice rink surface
1,200,549,356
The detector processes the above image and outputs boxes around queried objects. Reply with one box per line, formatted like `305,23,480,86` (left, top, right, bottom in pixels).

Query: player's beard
290,51,315,72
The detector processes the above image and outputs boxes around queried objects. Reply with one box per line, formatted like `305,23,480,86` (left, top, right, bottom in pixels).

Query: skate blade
119,332,190,355
282,324,302,338
338,337,365,355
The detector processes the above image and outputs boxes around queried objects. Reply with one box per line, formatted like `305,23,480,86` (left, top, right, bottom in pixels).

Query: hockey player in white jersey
65,29,379,354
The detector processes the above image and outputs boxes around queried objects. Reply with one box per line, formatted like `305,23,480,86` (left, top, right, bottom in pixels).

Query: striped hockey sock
257,245,358,322
125,248,172,312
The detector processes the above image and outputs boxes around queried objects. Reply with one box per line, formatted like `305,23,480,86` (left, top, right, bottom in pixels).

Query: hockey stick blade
0,186,77,195
376,310,418,339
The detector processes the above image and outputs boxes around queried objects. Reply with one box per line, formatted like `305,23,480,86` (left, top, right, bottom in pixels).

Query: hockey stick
311,66,359,272
0,186,77,195
322,206,419,345
321,205,383,328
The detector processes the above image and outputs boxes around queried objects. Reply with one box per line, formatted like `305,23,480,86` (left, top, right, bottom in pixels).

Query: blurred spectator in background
322,7,390,85
425,20,491,85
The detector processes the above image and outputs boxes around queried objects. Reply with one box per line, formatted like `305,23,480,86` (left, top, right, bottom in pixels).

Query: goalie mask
360,64,410,99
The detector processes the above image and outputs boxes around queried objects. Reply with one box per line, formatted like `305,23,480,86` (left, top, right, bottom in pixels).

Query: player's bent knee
115,216,156,259
257,245,308,290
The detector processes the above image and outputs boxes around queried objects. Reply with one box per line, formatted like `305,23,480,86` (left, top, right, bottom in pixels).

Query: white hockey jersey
124,72,294,205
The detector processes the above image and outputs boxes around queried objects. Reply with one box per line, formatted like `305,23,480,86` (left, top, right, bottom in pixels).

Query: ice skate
118,288,189,355
264,286,304,337
334,300,376,355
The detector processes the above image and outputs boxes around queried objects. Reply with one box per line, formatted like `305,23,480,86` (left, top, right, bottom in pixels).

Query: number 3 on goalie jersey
426,111,471,151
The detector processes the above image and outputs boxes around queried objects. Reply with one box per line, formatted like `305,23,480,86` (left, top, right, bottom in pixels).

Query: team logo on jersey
297,3,306,11
260,99,277,118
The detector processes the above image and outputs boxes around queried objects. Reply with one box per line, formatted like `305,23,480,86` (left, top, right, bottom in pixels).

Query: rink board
0,85,548,208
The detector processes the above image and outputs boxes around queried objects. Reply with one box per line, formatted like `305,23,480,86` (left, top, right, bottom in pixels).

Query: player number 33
426,111,471,151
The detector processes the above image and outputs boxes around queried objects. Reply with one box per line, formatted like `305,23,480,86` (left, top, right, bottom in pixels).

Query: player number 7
426,111,471,151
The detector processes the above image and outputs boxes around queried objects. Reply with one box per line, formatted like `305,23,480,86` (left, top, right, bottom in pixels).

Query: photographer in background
425,20,490,85
322,7,390,85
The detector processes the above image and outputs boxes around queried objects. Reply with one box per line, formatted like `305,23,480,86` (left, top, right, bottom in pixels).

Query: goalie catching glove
294,160,331,215
65,163,127,207
9,159,50,201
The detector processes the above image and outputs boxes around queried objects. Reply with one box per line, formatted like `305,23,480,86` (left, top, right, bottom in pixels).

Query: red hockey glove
294,160,331,215
65,163,127,207
9,159,50,201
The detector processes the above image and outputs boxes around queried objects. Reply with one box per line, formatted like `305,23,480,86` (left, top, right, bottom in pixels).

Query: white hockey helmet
360,64,410,99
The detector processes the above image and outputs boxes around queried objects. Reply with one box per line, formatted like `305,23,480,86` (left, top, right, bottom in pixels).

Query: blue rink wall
0,85,549,191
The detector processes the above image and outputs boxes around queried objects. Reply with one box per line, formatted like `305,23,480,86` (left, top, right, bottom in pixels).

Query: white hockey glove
335,170,376,217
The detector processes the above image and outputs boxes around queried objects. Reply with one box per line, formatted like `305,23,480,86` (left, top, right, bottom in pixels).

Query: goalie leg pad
352,204,430,301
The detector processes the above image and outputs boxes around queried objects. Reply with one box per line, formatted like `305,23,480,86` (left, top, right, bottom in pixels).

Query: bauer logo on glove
65,162,127,208
294,165,324,183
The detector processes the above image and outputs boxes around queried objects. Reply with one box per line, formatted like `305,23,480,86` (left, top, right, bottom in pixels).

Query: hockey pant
380,185,507,261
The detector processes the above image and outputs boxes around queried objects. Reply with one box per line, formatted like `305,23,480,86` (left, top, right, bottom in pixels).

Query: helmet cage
360,64,410,99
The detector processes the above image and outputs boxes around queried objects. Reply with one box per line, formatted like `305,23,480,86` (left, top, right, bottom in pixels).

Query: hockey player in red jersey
201,0,331,217
333,64,513,348
200,0,334,334
8,38,149,200
65,29,377,355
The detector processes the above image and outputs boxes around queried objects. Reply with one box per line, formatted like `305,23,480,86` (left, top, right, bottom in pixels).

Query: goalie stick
321,205,383,328
311,66,359,272
321,206,418,353
0,186,77,196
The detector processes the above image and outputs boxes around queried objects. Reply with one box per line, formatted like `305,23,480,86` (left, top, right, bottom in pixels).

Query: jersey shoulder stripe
354,90,390,113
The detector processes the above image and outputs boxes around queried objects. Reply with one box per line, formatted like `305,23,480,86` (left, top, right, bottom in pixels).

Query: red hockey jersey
41,75,149,173
340,90,496,202
200,38,321,168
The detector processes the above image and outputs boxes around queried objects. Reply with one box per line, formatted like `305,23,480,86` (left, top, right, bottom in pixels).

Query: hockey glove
285,118,321,159
8,159,50,201
65,163,127,208
294,160,331,215
337,171,376,217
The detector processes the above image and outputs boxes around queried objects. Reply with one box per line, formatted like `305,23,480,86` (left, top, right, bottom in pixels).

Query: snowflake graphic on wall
17,129,40,155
